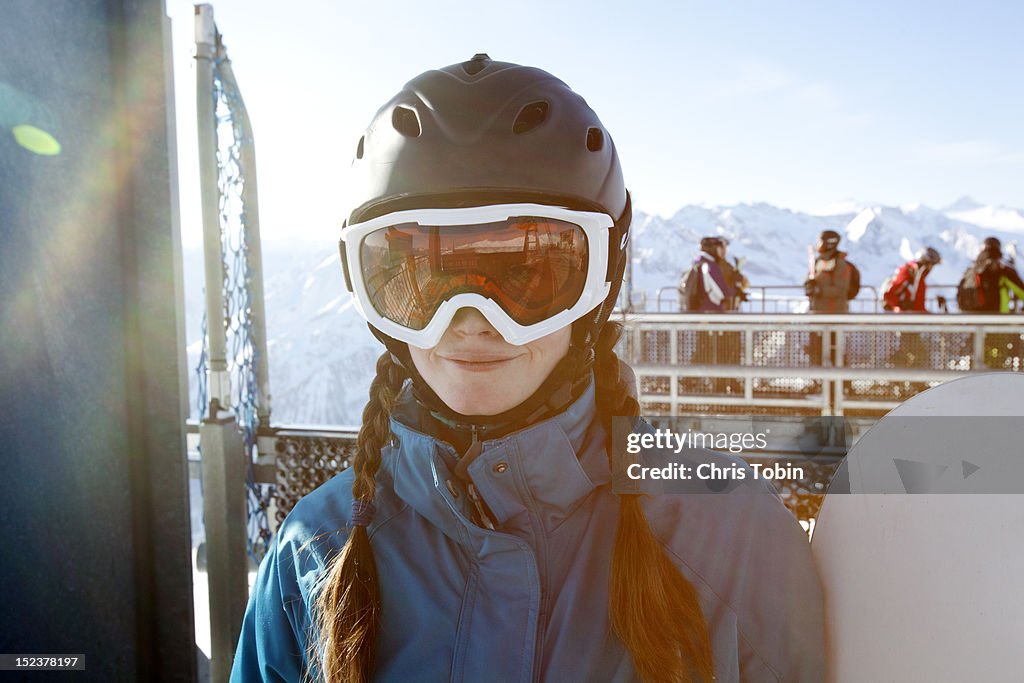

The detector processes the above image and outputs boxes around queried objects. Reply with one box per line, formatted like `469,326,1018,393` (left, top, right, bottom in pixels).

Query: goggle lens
359,217,590,330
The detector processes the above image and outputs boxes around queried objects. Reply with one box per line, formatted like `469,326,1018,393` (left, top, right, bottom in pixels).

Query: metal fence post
973,324,986,369
195,6,250,681
200,411,249,683
196,3,230,411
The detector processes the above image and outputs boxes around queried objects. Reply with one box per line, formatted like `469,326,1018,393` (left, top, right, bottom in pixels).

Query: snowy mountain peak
943,195,983,212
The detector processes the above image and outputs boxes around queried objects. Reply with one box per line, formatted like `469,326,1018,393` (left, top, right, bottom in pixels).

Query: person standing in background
679,237,735,313
805,230,860,313
960,237,1024,368
804,230,861,366
883,247,942,367
965,237,1024,313
883,247,942,313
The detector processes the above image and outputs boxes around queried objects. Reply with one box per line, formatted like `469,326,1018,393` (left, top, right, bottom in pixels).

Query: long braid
312,352,407,682
595,323,716,683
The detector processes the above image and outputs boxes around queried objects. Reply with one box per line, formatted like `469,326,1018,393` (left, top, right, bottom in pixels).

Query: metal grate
844,330,973,370
752,330,814,367
983,332,1024,370
273,433,357,525
753,377,823,398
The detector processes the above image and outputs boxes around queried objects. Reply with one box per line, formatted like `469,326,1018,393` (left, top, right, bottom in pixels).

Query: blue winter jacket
230,379,824,682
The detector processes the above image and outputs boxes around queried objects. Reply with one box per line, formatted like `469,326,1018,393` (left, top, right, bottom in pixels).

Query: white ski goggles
341,203,614,348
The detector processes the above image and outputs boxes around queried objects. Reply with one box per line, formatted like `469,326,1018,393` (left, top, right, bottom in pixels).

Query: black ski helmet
341,55,632,427
818,229,841,254
700,236,725,254
345,54,627,223
983,237,1002,255
915,246,942,266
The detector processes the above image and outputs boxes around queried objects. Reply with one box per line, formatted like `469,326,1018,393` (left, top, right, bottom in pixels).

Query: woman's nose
448,307,500,337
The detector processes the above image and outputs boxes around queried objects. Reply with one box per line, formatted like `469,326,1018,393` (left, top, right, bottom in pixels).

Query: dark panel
0,1,194,680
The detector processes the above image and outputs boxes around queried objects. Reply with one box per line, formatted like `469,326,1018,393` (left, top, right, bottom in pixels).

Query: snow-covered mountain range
183,197,1024,427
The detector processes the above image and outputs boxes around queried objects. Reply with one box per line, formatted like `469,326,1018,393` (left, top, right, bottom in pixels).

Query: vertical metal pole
196,6,247,682
834,328,846,416
973,325,986,370
744,327,754,401
669,327,678,413
200,413,249,683
196,3,229,413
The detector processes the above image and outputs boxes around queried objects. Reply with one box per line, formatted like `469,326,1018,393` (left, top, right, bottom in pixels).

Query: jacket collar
381,378,610,545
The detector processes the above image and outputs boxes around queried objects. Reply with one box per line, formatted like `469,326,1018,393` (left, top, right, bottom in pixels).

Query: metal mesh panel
752,377,823,398
843,330,974,370
842,407,891,419
842,331,896,368
672,404,824,417
273,434,357,524
983,331,1024,370
843,379,940,400
640,401,673,414
636,329,672,364
678,376,743,397
639,376,671,396
687,330,743,365
752,330,813,367
676,329,696,364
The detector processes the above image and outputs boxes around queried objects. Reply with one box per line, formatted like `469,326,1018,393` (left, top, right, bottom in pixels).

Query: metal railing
650,284,967,313
616,312,1024,417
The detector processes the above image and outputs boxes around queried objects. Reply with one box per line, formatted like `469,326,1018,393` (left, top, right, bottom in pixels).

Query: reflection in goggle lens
360,217,590,329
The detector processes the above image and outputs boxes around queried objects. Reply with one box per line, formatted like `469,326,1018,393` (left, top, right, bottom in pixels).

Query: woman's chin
441,385,525,417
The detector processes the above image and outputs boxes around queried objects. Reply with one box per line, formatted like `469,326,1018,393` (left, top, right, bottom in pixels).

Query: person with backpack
232,56,824,682
882,247,942,312
958,237,1024,313
804,230,860,313
882,247,942,367
678,236,735,312
958,237,1024,368
804,230,860,366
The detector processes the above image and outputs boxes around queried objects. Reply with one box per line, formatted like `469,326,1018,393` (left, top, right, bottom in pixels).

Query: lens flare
12,124,61,155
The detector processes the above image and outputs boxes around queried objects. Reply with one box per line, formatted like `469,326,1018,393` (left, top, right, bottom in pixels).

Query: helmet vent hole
513,101,549,134
586,127,604,152
355,136,364,159
392,106,421,137
462,53,491,75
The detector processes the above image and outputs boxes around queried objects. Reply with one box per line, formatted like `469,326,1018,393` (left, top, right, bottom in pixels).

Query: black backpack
957,264,983,312
677,265,702,312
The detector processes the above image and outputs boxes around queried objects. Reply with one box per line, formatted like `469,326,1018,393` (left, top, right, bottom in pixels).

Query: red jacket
883,261,931,312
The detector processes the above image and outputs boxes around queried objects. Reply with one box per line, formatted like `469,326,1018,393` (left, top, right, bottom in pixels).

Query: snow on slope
184,199,1024,426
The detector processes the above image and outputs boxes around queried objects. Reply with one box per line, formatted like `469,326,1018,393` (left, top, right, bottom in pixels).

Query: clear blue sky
168,0,1024,245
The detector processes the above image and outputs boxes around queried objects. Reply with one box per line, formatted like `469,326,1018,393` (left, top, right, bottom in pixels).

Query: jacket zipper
463,426,497,531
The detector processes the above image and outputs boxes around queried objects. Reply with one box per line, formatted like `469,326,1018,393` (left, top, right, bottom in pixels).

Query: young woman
231,55,824,683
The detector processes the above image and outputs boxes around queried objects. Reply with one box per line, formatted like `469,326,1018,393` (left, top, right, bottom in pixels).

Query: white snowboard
811,373,1024,683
